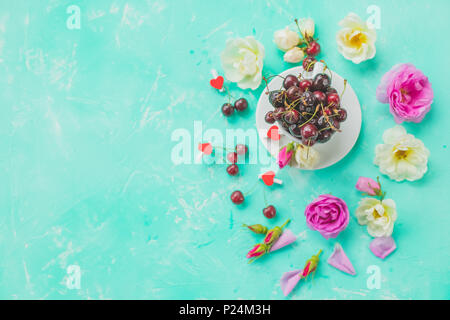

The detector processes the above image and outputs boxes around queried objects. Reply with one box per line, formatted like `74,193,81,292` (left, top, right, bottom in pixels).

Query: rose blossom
304,195,349,239
355,177,380,196
376,63,433,123
273,27,300,52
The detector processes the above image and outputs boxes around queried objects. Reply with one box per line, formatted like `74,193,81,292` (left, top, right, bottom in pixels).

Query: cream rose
284,47,305,63
336,13,376,64
374,126,429,182
273,27,300,52
221,36,265,90
356,198,397,237
292,144,319,169
298,18,315,38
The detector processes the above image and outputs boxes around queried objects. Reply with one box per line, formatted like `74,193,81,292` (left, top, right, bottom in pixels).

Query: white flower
374,126,429,182
356,198,397,237
284,47,305,63
298,18,315,38
336,13,376,64
292,144,319,169
273,27,300,52
221,36,265,90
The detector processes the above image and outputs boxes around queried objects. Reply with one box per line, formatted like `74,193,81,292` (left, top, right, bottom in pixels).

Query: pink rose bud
301,249,322,279
355,177,381,196
243,224,268,235
277,142,295,169
246,243,268,259
263,219,291,247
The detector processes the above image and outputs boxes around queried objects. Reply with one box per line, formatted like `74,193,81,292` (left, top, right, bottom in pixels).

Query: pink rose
304,195,349,239
355,177,380,196
376,63,433,123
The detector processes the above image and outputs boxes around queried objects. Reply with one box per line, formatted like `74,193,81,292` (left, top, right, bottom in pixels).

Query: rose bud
355,176,383,197
263,219,291,247
246,243,268,259
301,249,323,279
243,224,268,235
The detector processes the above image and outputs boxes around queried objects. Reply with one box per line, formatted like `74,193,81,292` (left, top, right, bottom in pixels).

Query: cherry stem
244,181,259,197
294,19,309,45
263,188,268,207
280,219,291,229
341,79,347,97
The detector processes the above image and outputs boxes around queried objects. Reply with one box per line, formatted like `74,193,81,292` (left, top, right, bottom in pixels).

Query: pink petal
269,229,296,252
355,177,380,196
280,269,302,296
327,243,356,275
370,236,397,259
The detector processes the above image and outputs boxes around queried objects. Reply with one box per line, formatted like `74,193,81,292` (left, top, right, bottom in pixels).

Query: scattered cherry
234,98,248,112
283,75,300,89
263,205,277,219
221,103,234,116
235,144,248,155
306,41,321,56
226,164,239,176
230,190,244,205
227,152,238,164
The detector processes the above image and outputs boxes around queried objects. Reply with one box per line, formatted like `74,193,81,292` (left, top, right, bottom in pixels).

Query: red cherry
327,93,340,107
302,56,317,72
306,41,321,56
226,164,239,176
235,144,248,155
227,152,238,164
263,205,276,219
234,98,248,112
231,190,244,205
299,79,312,92
221,103,234,116
313,91,327,105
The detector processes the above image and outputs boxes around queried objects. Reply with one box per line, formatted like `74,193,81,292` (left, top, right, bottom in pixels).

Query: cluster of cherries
226,144,248,176
221,98,248,116
264,57,347,146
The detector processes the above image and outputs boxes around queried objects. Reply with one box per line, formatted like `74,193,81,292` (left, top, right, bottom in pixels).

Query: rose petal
327,243,356,275
269,229,296,252
280,269,302,296
369,236,396,259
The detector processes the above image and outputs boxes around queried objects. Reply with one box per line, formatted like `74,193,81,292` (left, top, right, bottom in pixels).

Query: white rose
283,47,305,63
221,36,265,90
292,144,319,169
299,18,315,38
356,198,397,237
336,13,376,64
273,27,300,52
374,126,430,182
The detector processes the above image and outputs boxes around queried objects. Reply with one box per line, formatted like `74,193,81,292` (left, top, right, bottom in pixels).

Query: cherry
337,108,347,122
221,103,234,116
301,91,317,107
317,115,328,129
286,86,302,103
226,164,239,176
283,75,300,89
230,190,244,205
235,144,248,155
265,111,276,124
312,73,331,92
318,130,333,143
327,93,340,107
263,205,277,219
313,91,327,105
234,98,248,111
302,56,317,72
283,109,300,125
299,79,313,92
306,41,321,56
279,120,289,131
289,124,302,138
302,137,316,147
327,87,338,94
269,91,285,108
301,123,318,140
273,107,286,120
332,118,341,130
227,152,238,164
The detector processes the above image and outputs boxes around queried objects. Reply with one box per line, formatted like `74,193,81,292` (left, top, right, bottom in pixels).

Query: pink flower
304,195,349,239
246,243,267,259
376,64,433,123
355,177,381,196
277,143,294,169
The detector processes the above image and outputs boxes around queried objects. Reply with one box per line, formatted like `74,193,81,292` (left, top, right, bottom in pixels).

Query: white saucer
255,63,362,170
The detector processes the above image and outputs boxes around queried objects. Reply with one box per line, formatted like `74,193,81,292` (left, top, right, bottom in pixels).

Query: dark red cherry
337,108,347,122
318,130,333,143
269,91,285,108
327,93,340,107
286,86,302,103
312,73,331,92
302,137,316,147
273,107,286,120
306,41,321,56
230,191,244,204
283,109,300,125
302,56,317,72
235,144,248,155
227,164,239,176
301,123,318,140
289,124,302,138
283,75,300,89
263,205,276,219
299,79,313,92
313,91,327,105
221,103,234,116
234,98,248,111
265,111,276,124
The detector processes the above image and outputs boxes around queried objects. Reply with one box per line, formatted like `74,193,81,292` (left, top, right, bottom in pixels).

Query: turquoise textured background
0,0,449,299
